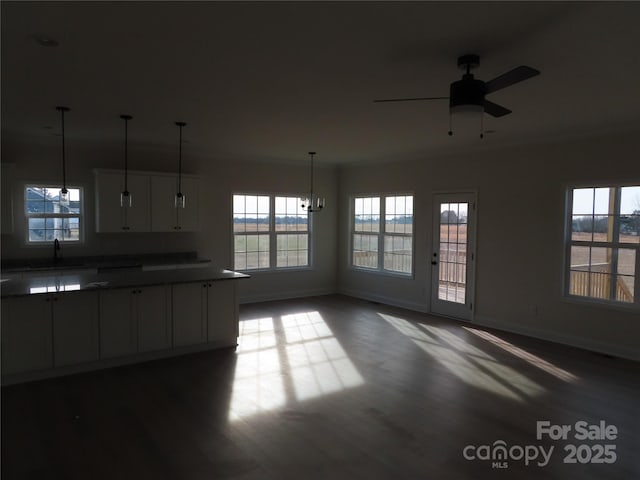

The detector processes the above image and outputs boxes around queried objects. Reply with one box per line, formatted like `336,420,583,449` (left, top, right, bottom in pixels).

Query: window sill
561,294,639,312
349,266,414,280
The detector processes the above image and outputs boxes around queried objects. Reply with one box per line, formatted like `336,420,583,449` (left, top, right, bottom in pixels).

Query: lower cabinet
1,296,53,375
172,282,207,347
53,291,99,367
1,291,99,375
99,285,170,358
172,281,238,348
137,286,172,353
207,281,238,345
2,279,239,382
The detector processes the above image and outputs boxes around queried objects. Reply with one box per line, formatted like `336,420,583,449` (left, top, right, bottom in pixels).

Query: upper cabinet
95,170,151,232
150,175,199,232
94,169,199,233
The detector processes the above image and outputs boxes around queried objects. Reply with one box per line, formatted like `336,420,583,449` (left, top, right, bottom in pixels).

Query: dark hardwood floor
2,294,639,479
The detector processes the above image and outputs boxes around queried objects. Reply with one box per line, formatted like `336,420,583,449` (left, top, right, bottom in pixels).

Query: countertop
0,267,249,298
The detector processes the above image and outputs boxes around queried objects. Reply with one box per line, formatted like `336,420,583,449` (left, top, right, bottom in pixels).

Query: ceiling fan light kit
374,54,540,138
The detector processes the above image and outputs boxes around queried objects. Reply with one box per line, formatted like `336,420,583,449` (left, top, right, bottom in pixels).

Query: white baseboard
340,289,428,313
239,288,337,305
473,315,639,362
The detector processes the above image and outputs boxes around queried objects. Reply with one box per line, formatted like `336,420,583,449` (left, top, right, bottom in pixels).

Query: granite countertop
0,267,249,298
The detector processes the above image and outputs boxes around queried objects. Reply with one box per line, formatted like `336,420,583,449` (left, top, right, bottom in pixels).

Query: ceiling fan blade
484,66,540,94
373,96,449,103
483,100,512,117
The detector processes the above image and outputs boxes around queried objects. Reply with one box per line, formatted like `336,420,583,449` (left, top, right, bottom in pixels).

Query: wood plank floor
2,294,639,479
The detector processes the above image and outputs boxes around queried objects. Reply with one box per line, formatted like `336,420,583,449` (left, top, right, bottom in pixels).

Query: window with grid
352,194,413,275
566,185,639,306
25,186,82,243
275,196,309,268
233,195,270,270
233,194,310,271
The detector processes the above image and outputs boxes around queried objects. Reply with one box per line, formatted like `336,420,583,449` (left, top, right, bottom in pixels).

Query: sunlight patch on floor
229,318,286,421
229,312,363,421
283,312,364,402
463,327,578,382
380,313,546,402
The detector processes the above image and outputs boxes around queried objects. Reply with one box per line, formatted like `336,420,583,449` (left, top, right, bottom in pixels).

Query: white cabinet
207,281,238,345
172,282,207,347
137,286,172,353
1,291,99,374
99,286,170,358
99,289,137,358
171,281,238,349
1,296,52,375
94,171,150,232
53,291,99,367
151,175,199,232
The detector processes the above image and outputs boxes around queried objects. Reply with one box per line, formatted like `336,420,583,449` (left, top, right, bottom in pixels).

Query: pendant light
174,121,186,208
120,114,133,207
300,151,325,213
56,106,70,206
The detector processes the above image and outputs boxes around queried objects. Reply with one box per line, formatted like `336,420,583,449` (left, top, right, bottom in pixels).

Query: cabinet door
137,285,171,353
207,281,238,346
53,291,99,367
176,177,199,231
150,175,178,232
1,296,53,375
172,282,206,347
95,171,151,232
99,289,137,358
123,174,151,232
95,171,125,232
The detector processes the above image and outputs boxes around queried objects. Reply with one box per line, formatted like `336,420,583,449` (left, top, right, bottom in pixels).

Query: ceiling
3,1,640,166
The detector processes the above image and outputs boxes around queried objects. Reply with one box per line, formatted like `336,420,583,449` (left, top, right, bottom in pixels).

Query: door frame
430,191,477,321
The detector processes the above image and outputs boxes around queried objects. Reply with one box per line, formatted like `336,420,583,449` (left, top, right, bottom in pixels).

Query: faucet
53,238,61,264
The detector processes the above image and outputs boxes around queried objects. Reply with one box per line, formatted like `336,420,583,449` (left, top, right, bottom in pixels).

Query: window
352,194,413,275
566,185,639,306
25,186,82,243
233,194,309,271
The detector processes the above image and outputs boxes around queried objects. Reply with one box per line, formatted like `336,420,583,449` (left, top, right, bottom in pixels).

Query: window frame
24,184,84,246
350,193,415,277
563,182,639,309
232,192,312,273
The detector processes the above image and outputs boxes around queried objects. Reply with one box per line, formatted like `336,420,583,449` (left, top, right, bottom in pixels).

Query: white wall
1,135,338,303
337,130,640,361
3,128,638,360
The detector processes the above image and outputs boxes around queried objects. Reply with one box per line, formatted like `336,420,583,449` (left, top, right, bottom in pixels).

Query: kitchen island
1,267,249,385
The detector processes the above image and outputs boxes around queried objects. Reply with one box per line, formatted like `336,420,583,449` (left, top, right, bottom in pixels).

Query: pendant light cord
178,125,183,194
56,106,70,193
123,116,129,191
309,152,315,202
175,122,186,195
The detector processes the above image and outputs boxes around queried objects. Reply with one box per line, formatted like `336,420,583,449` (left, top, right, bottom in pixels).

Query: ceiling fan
374,54,540,135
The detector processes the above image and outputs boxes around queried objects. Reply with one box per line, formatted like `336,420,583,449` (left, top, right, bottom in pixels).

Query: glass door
431,193,476,320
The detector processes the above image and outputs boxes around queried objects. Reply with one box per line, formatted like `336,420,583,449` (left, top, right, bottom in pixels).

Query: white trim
23,184,85,246
340,289,428,313
239,288,336,305
473,314,640,362
231,192,313,272
349,192,415,277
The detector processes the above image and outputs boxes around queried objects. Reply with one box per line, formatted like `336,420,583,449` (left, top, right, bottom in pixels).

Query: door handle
431,261,437,265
